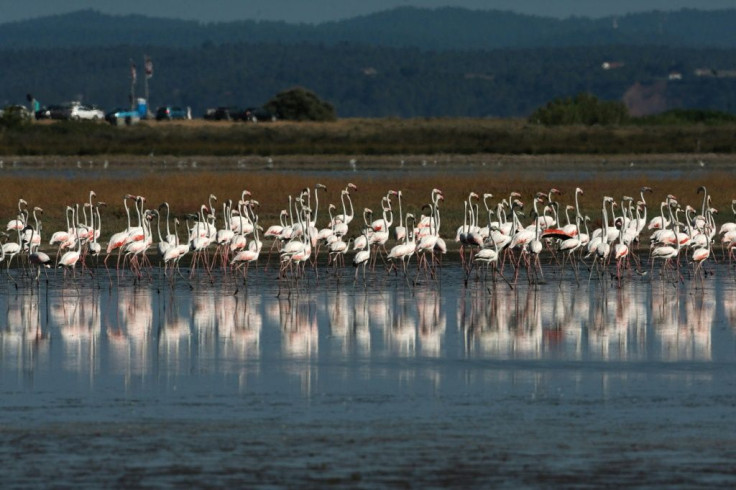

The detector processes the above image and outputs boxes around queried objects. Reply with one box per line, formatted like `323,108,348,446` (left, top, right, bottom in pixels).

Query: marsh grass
4,118,736,156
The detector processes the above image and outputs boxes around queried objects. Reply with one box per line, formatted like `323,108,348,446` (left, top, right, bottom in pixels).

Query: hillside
2,9,736,118
1,8,736,50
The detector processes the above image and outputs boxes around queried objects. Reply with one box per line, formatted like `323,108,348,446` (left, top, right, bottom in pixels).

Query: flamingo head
34,206,43,214
347,183,358,192
576,187,584,194
709,207,718,215
549,188,561,195
641,186,653,193
316,183,327,191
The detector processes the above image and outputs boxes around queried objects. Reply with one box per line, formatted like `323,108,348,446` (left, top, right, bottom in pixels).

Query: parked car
203,106,240,121
105,108,141,126
155,106,191,121
66,102,104,121
48,104,69,120
241,107,278,122
34,106,51,120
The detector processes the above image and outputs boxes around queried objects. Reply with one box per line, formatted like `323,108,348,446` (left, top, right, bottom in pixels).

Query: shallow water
2,262,736,487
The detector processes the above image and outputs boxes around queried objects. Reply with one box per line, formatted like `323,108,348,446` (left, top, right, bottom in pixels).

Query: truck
105,98,149,126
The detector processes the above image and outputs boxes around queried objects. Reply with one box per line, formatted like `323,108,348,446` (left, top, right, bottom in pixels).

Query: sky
3,0,735,24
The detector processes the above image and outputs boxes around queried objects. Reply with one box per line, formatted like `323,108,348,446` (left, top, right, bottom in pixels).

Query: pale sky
2,0,734,24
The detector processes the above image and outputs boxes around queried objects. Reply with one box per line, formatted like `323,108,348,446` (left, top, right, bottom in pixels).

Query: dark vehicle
105,108,141,126
203,106,241,121
156,106,191,121
47,104,68,120
241,107,278,122
35,106,51,119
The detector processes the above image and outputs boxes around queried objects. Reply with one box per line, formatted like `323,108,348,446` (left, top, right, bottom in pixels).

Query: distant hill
2,7,736,50
2,42,736,119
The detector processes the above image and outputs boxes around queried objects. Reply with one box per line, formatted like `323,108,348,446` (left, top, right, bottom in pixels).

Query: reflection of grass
2,163,733,251
6,118,736,155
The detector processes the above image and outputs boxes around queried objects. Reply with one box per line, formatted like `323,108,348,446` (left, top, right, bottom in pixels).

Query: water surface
1,264,735,487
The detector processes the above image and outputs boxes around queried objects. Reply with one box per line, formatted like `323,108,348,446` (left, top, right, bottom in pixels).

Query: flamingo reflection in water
651,285,714,362
0,293,48,367
280,296,318,359
106,288,153,375
416,289,445,357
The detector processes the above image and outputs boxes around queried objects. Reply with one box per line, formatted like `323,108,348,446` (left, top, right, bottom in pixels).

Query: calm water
2,263,736,488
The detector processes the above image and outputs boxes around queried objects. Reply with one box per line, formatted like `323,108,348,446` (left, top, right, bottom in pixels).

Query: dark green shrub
264,87,337,122
528,93,629,126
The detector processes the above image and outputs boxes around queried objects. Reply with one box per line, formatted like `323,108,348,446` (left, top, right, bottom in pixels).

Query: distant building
601,61,625,70
694,68,736,78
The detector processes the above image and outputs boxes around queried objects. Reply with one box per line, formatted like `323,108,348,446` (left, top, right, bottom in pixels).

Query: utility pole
129,59,137,111
144,55,154,119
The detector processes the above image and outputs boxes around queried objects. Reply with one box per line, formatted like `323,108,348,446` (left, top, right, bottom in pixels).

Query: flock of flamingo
0,182,732,287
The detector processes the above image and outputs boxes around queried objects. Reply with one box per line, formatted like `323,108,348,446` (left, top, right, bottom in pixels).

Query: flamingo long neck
397,192,403,227
659,201,667,226
345,191,354,221
701,187,708,217
164,203,172,237
74,207,82,252
601,200,609,244
435,203,441,234
156,211,164,243
312,187,320,226
135,199,143,229
247,205,259,242
288,196,294,228
94,206,101,244
340,192,348,222
123,198,131,231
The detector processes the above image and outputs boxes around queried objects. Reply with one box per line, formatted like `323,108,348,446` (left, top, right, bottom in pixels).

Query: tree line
1,43,736,118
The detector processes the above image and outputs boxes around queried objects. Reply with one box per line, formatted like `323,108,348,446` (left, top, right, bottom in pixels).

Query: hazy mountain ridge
2,7,736,49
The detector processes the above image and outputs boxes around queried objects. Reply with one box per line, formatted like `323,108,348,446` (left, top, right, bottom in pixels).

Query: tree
528,93,629,126
264,87,337,121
